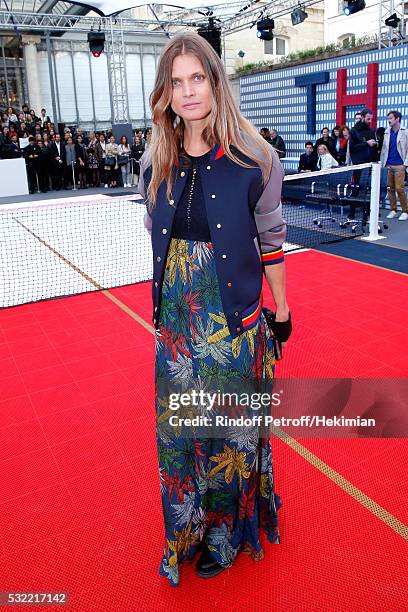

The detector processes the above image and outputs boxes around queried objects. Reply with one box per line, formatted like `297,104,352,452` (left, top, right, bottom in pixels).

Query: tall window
264,38,286,56
275,37,286,56
264,39,274,54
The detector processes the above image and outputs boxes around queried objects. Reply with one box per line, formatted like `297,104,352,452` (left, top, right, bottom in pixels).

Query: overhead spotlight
256,17,275,41
343,0,366,16
385,13,401,28
87,31,105,58
291,7,308,26
198,17,222,57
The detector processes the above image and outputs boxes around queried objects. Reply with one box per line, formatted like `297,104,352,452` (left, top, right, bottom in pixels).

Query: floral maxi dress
155,236,281,587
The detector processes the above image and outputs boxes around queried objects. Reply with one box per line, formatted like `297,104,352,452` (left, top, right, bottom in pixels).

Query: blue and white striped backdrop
240,45,408,160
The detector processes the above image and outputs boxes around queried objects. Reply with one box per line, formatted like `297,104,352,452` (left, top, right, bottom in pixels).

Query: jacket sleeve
380,131,389,167
349,129,369,154
403,131,408,166
253,152,286,266
137,151,152,235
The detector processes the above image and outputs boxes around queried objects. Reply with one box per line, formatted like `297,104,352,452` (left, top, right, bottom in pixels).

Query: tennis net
1,163,382,308
281,162,384,250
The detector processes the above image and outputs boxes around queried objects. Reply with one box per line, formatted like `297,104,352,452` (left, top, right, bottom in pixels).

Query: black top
298,152,317,173
349,121,378,164
171,151,211,242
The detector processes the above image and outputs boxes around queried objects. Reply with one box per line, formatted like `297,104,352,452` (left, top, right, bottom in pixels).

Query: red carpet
0,250,407,611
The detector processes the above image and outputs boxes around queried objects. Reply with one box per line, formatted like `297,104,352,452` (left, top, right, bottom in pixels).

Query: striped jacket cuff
261,248,285,266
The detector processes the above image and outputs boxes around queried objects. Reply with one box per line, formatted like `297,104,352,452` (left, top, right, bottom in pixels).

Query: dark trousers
88,168,100,187
99,160,107,185
38,168,49,192
26,163,38,193
52,161,64,190
64,163,76,188
348,168,372,223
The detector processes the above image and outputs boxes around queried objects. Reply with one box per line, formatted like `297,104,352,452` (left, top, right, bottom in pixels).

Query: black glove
262,307,292,343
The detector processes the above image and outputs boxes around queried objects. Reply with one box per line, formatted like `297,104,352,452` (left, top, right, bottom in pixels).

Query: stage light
198,17,222,57
385,13,401,28
87,31,105,58
291,7,308,26
343,0,366,16
256,17,274,41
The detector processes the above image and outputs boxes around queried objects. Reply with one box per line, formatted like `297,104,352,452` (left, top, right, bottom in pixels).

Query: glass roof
0,1,89,14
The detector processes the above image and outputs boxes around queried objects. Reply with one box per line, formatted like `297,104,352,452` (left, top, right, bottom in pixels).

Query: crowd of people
261,108,408,221
1,103,407,221
0,104,150,193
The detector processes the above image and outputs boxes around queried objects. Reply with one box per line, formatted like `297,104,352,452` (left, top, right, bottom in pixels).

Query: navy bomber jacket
139,139,286,339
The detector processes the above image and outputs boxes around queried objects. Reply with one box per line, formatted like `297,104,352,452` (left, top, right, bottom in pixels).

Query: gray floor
370,207,408,251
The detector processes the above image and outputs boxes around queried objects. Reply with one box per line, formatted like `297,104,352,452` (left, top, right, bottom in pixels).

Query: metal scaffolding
0,0,326,121
106,19,129,123
378,0,408,48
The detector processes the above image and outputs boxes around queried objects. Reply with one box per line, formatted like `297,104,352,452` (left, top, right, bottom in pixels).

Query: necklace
187,161,197,233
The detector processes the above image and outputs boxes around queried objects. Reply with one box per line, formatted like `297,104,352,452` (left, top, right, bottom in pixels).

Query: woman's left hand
273,307,292,348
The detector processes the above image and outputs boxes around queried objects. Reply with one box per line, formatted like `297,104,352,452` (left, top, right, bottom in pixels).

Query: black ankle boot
195,545,226,579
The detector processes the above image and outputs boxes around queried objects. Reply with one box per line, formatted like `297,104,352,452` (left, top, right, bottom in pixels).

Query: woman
130,133,145,185
143,126,152,150
139,32,290,587
42,132,51,147
75,134,88,188
86,146,100,187
37,139,51,193
64,136,77,189
7,106,18,125
118,135,131,187
337,126,350,165
29,108,39,123
87,130,98,149
1,112,10,129
105,134,119,188
316,143,339,170
331,125,341,161
95,132,107,187
18,122,29,139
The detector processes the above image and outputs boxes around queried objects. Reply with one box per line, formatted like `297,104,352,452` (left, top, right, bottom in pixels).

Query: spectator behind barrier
298,142,317,173
314,127,336,158
316,144,339,170
349,108,379,165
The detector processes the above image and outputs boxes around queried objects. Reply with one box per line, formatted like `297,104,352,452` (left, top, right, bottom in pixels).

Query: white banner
19,137,29,149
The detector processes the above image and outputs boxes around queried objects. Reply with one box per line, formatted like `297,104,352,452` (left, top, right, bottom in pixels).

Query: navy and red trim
261,248,284,266
241,295,262,332
175,142,226,167
209,143,226,161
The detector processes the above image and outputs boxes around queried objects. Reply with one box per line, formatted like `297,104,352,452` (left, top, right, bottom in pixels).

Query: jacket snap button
216,223,221,229
169,200,174,206
154,282,158,287
207,165,211,170
236,327,241,332
154,306,158,311
222,254,227,259
235,312,239,316
162,228,167,234
154,318,156,324
227,282,232,287
156,256,161,262
211,194,216,198
180,172,185,177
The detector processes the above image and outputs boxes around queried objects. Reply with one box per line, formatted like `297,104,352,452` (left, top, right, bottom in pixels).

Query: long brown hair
147,31,273,207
